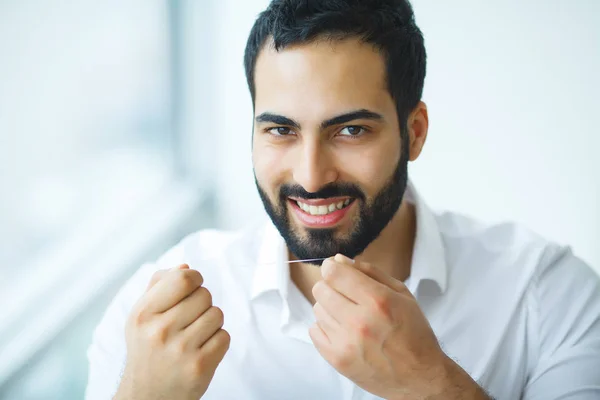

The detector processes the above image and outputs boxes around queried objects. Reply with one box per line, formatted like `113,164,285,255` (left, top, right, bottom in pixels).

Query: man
85,0,600,399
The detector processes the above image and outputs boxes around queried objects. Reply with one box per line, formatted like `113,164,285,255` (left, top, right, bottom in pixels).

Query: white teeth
296,199,353,216
296,201,306,212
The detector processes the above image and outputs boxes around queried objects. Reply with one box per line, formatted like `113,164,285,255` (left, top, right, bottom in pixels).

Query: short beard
256,134,409,266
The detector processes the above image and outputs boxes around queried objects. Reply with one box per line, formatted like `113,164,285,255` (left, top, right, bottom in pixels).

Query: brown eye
268,127,293,136
339,126,365,137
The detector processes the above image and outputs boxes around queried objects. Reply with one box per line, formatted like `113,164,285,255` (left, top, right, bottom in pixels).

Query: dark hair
243,0,426,134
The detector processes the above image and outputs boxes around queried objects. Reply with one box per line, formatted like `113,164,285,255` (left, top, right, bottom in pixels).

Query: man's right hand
114,264,230,400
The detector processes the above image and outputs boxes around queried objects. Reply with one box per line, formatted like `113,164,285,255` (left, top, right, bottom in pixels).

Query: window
0,1,171,277
0,0,209,394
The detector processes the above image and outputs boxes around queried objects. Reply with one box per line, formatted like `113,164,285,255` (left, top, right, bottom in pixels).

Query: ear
407,101,429,161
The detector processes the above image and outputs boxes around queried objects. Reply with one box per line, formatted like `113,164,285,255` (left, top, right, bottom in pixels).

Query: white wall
199,0,600,272
209,0,271,228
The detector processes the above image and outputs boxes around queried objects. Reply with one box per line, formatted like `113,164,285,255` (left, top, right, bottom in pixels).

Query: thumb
145,264,189,291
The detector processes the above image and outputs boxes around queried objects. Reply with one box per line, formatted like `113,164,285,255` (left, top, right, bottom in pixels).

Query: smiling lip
288,198,355,228
288,196,351,206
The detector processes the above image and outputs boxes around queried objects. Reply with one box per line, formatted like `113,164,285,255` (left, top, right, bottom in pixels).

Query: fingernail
178,264,189,269
334,254,355,264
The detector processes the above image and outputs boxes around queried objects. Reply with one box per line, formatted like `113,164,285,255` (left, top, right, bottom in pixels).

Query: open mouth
294,198,354,216
287,196,356,228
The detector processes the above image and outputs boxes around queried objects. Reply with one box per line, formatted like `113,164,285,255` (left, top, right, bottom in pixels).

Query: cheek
339,141,400,195
253,141,291,191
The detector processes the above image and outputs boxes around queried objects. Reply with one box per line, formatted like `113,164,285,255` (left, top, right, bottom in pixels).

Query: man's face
252,38,408,264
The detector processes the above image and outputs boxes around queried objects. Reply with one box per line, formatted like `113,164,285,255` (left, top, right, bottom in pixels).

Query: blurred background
0,0,598,398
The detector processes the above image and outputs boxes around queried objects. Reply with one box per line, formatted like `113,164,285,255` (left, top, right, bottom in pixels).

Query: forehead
253,37,393,120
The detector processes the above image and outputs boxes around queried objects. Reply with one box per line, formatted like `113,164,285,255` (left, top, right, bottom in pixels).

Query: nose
292,140,338,194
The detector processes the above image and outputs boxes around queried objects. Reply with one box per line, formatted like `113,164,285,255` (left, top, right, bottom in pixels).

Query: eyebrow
320,109,384,129
255,109,384,131
255,113,301,129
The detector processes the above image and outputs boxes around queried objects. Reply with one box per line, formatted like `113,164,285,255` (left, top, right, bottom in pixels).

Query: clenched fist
114,264,230,400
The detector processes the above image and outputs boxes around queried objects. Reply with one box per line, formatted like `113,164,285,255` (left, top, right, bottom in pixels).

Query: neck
290,199,417,305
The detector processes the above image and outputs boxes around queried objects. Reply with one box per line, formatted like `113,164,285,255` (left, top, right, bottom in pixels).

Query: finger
164,286,213,331
185,306,225,349
321,256,389,305
313,301,342,335
312,280,357,324
309,322,331,347
196,329,231,373
146,264,189,291
353,260,409,295
144,268,204,313
335,254,408,294
146,270,167,291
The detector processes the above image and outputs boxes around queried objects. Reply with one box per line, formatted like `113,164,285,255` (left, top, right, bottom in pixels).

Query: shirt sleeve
84,262,158,400
523,247,600,400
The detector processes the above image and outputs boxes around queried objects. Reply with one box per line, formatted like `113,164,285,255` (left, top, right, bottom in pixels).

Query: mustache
279,182,366,201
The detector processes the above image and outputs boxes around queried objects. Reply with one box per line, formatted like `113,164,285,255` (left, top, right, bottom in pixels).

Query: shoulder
436,211,571,274
434,211,598,302
436,211,553,257
434,210,600,351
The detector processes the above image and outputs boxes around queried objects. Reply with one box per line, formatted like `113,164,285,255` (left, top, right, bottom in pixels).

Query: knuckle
186,359,202,379
128,304,150,328
192,354,213,377
178,272,198,291
322,286,336,304
315,281,333,301
361,262,375,274
219,329,231,347
179,270,198,290
312,280,325,298
341,341,356,357
213,330,231,353
330,355,344,369
354,319,372,338
146,322,169,346
151,270,165,281
332,343,354,369
129,308,145,327
198,286,213,306
372,294,392,319
322,260,338,282
188,269,204,283
171,339,187,356
212,307,225,327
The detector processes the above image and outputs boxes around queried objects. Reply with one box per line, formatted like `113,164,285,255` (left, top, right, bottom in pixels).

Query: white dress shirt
85,183,600,400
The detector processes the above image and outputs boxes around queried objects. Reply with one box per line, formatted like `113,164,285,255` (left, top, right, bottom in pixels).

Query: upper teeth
296,199,351,215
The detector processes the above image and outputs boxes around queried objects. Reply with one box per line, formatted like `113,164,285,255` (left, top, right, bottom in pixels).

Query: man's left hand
309,254,489,400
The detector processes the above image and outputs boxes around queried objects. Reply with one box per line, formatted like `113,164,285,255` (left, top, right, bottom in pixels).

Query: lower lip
289,199,354,228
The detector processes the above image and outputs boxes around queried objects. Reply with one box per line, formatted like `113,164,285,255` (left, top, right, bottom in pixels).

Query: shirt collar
404,180,448,294
250,179,448,301
250,221,289,301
